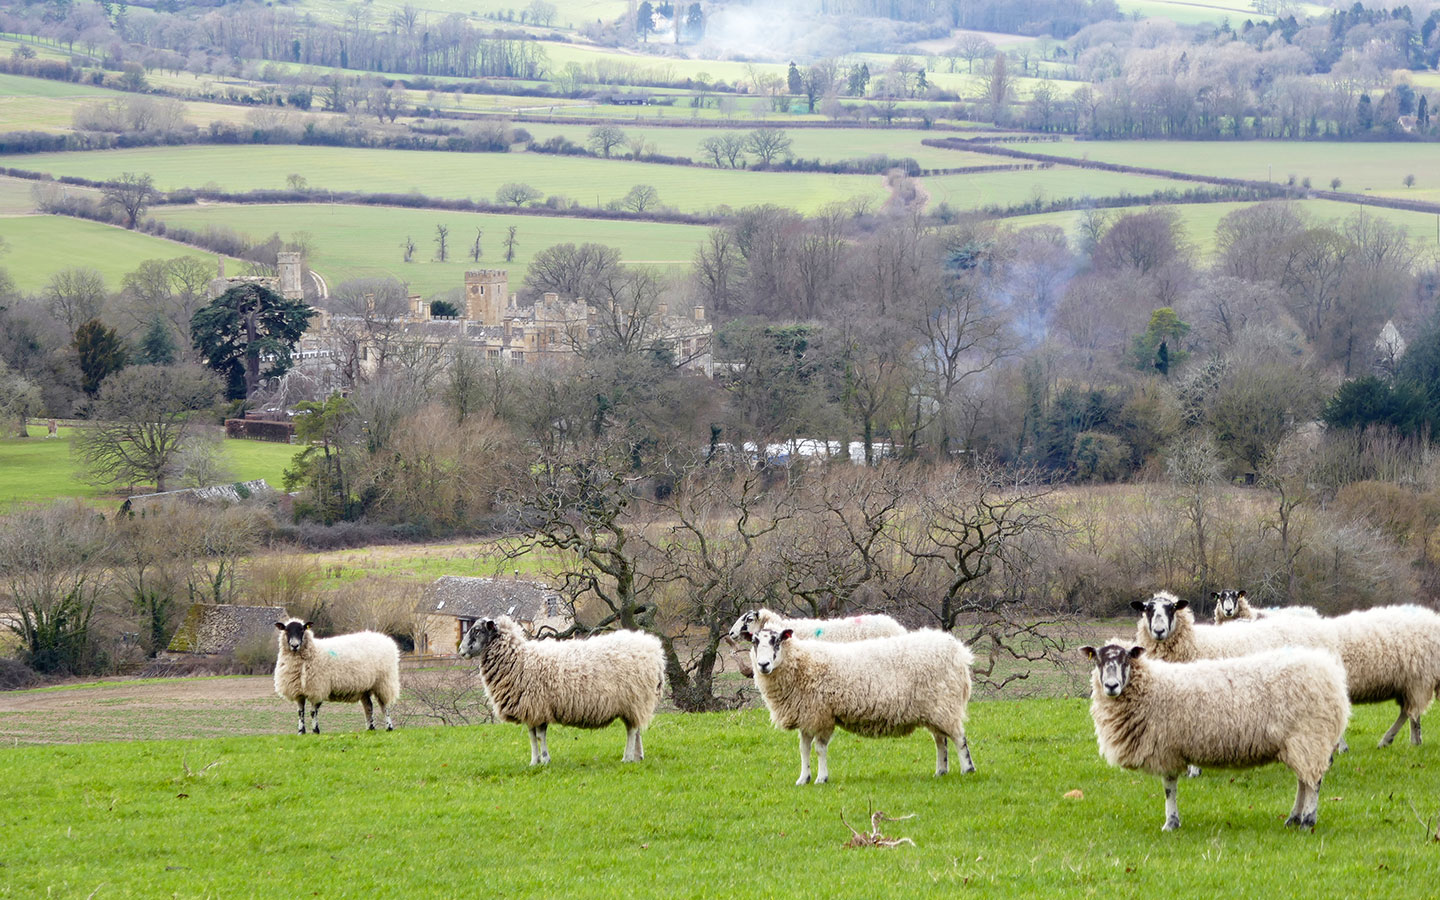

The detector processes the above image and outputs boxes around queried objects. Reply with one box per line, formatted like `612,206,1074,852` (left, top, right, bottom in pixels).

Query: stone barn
165,603,289,657
417,576,570,656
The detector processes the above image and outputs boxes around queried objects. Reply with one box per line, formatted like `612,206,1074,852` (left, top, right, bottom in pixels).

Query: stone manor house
217,255,714,382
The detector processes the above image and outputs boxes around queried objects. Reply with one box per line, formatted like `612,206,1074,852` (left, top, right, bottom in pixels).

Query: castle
297,267,713,379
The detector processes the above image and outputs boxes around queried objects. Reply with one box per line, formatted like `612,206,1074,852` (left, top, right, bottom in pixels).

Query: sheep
1081,641,1349,831
459,616,664,765
725,608,906,677
747,626,975,785
1211,589,1319,624
1135,592,1440,748
273,618,400,734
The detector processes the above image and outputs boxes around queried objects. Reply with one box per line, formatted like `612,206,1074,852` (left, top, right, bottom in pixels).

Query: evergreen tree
138,316,176,365
73,319,128,397
787,61,802,95
191,284,314,400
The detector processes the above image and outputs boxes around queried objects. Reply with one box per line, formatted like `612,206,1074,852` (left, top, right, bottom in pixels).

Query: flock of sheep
271,590,1440,832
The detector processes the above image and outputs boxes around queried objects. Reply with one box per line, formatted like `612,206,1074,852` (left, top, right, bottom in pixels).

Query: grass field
148,203,712,296
0,696,1434,897
0,427,297,505
1037,139,1440,204
0,214,241,293
10,145,891,215
1002,199,1440,258
520,123,1003,168
922,165,1194,211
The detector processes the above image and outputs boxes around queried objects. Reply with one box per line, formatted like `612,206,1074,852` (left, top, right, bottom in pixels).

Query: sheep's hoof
386,724,394,732
1185,766,1202,778
367,724,376,731
795,776,810,786
962,762,976,774
1284,814,1316,829
1162,817,1180,832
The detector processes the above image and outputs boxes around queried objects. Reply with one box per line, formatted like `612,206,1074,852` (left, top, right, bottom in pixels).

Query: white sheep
1211,589,1319,624
748,626,975,785
273,619,401,734
725,608,906,677
459,616,664,765
1082,641,1349,831
1135,592,1440,748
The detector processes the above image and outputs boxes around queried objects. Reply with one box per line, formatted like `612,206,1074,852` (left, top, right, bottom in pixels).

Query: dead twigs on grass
841,802,916,849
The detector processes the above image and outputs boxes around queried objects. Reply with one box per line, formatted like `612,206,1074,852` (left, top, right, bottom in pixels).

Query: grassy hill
0,697,1430,897
146,203,713,296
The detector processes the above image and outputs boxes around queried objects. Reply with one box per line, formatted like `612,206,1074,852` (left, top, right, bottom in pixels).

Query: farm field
1114,0,1327,24
0,427,297,504
0,695,1433,897
921,165,1196,211
1002,199,1440,258
147,203,713,296
1037,140,1440,203
0,214,239,293
520,122,1004,167
7,145,891,215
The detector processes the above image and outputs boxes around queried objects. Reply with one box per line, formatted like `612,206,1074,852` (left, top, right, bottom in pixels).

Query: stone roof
421,576,564,622
167,603,289,655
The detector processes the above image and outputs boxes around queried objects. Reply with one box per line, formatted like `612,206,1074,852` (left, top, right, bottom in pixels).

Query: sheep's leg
1286,779,1319,828
1161,775,1180,831
310,702,322,734
527,726,542,765
535,723,550,765
379,698,394,732
295,699,307,735
635,729,644,760
622,724,639,763
932,730,949,776
796,732,812,786
1379,707,1409,748
814,733,831,785
1337,736,1350,754
956,730,976,774
360,693,376,731
1411,715,1423,746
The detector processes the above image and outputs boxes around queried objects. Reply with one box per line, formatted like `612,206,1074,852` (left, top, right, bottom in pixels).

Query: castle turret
277,251,304,300
464,269,509,325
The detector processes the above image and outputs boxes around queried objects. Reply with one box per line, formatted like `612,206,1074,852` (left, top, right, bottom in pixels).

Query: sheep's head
1132,592,1187,641
274,619,313,653
728,610,761,644
1212,590,1246,620
749,627,793,676
459,618,502,659
1081,643,1144,697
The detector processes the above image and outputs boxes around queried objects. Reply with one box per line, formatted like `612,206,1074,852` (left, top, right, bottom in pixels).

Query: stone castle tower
464,269,509,325
277,251,304,300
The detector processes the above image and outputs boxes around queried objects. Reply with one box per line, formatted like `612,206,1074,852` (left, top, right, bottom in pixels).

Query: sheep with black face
273,618,400,734
1211,589,1318,624
1136,591,1440,748
1082,641,1348,831
459,616,664,765
748,626,975,785
724,608,906,677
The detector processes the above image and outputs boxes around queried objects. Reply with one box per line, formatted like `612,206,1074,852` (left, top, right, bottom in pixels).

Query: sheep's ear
779,628,793,642
1237,591,1246,599
1079,645,1097,661
1128,646,1145,659
1130,600,1147,612
1173,599,1188,611
274,622,286,631
304,621,314,631
1210,591,1220,599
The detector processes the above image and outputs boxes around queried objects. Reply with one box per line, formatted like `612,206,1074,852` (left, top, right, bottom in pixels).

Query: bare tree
101,171,158,229
745,128,793,166
469,227,483,262
586,124,627,158
45,267,107,334
74,365,222,493
504,225,518,262
621,184,659,213
496,182,542,206
434,224,449,262
953,34,995,74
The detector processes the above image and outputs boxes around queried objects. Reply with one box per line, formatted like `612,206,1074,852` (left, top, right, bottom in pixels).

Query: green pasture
148,203,712,296
520,122,1003,168
1038,139,1440,204
921,165,1195,211
0,214,240,293
10,145,890,215
0,427,297,505
1001,199,1440,258
1113,0,1326,24
1,699,1435,897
